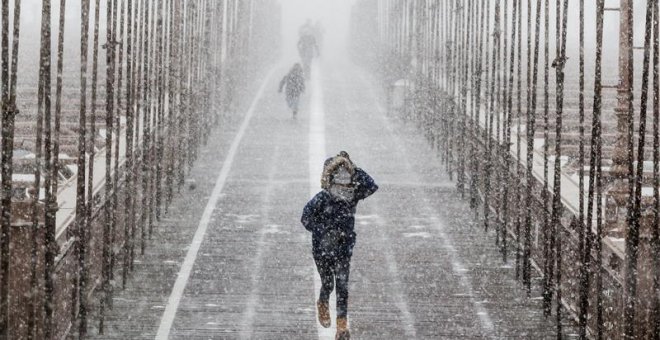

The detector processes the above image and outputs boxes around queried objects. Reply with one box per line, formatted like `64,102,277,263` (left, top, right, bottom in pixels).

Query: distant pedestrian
313,20,325,51
278,63,305,119
301,151,378,340
297,24,320,78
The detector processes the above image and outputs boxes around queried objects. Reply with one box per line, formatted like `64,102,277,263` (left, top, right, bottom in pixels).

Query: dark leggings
314,254,352,318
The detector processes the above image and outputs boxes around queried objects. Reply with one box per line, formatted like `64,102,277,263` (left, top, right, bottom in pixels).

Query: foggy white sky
280,0,355,64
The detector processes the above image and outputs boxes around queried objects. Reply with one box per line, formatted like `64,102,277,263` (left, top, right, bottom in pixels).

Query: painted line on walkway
332,68,418,338
155,68,276,340
430,216,495,333
239,144,280,339
372,215,418,338
359,70,495,335
307,63,336,339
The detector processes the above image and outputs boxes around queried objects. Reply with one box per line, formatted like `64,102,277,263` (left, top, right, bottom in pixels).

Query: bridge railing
0,0,281,339
352,0,660,339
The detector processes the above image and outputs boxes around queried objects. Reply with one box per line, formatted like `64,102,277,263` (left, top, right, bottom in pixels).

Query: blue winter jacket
301,168,378,257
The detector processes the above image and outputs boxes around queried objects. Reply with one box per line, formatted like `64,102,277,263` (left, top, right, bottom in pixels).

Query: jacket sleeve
353,168,378,201
301,193,323,233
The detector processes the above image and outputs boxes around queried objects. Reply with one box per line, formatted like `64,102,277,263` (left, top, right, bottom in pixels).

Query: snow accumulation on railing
54,122,129,241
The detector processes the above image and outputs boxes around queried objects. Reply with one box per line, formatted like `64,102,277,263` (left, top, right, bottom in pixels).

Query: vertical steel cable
122,0,134,288
625,0,655,337
443,0,450,167
482,0,491,205
494,0,508,243
465,0,479,197
437,0,445,161
622,0,636,328
144,0,154,243
652,0,660,337
190,0,202,162
541,0,551,314
166,0,180,207
501,0,519,263
155,0,165,223
147,0,157,239
130,0,144,272
89,7,102,327
577,0,588,333
89,3,102,329
183,0,193,183
147,0,160,238
44,0,67,337
457,0,471,194
85,2,100,289
447,0,457,180
7,0,21,332
131,0,142,263
576,0,585,313
100,0,116,331
0,0,19,332
29,0,47,337
140,0,151,254
514,0,523,280
497,0,510,248
429,1,439,149
585,0,605,337
494,0,502,161
111,0,125,290
550,0,570,335
542,0,552,315
521,0,532,287
465,0,474,196
443,0,453,170
469,0,486,211
467,0,478,209
188,0,199,168
523,0,542,292
76,0,92,336
483,0,497,233
176,0,188,189
0,14,8,335
8,0,19,106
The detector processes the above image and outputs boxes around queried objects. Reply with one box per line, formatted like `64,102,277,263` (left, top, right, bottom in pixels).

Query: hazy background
280,0,355,65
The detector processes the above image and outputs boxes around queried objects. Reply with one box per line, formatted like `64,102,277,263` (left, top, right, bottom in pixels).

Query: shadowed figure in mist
301,151,378,340
278,63,305,119
297,20,320,78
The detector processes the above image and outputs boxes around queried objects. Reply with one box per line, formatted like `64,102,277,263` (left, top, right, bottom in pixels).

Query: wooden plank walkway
86,61,579,339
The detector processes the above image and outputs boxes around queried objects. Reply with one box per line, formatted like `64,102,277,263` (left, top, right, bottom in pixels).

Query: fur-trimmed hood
321,156,356,190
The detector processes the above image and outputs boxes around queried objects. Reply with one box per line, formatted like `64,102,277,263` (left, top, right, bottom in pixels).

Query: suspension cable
99,0,117,332
522,0,542,292
585,0,606,337
652,0,660,337
624,0,655,336
501,0,519,263
483,0,498,233
44,0,67,337
577,0,589,332
29,0,46,337
122,0,134,288
76,0,92,336
0,0,22,333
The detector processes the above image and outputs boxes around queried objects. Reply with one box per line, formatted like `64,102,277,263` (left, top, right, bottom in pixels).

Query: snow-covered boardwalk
87,62,577,339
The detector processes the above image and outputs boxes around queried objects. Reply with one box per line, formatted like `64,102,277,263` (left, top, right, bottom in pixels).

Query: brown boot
335,317,350,340
317,300,331,328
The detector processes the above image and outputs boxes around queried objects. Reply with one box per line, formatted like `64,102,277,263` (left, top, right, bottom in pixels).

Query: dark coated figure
301,151,378,339
278,63,305,119
297,21,320,78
